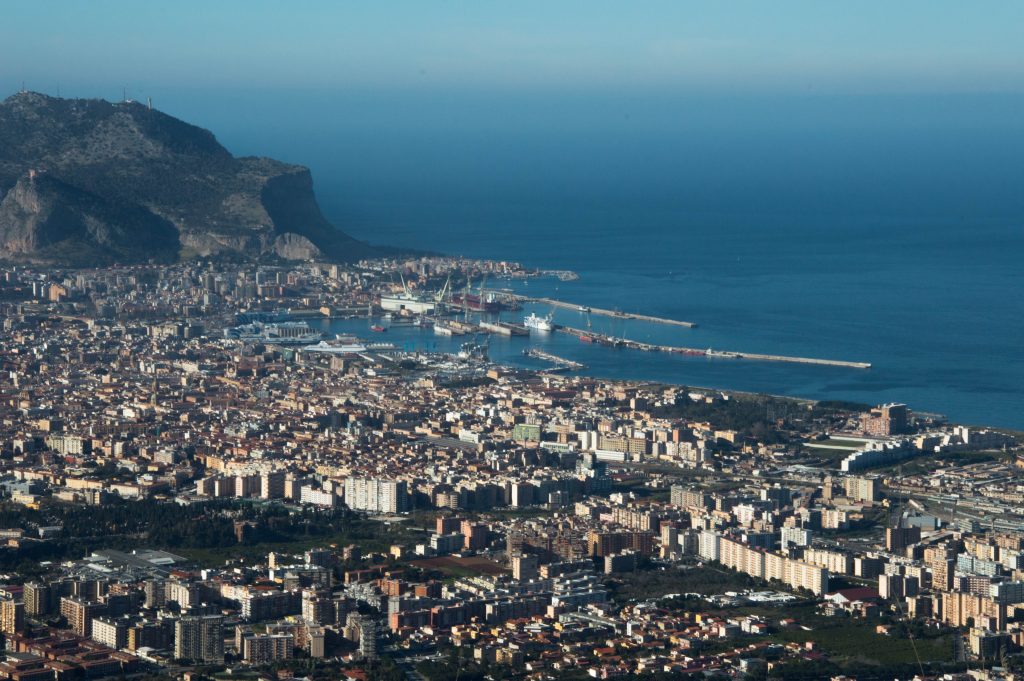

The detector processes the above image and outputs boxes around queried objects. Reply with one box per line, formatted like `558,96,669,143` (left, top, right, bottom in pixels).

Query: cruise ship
524,312,554,332
223,321,324,345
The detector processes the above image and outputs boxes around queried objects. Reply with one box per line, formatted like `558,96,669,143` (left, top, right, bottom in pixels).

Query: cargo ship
524,312,554,332
450,292,502,313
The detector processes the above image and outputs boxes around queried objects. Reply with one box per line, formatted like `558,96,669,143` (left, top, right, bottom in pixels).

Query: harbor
233,279,872,373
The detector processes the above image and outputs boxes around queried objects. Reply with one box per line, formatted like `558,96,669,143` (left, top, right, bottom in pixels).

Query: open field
411,555,509,577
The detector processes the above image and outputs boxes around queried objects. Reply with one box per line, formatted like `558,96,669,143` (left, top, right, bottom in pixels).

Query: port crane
434,272,452,304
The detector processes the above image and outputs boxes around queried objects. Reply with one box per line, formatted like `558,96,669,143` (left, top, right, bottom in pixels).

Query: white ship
524,312,554,332
380,291,436,315
224,321,323,345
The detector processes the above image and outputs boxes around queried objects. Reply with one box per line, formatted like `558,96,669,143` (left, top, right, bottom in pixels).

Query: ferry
524,312,554,332
223,321,324,345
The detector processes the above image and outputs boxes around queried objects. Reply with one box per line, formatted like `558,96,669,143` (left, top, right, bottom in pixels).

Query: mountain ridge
0,91,372,265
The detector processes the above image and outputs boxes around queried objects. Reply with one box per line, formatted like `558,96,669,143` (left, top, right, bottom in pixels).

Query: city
0,258,1019,681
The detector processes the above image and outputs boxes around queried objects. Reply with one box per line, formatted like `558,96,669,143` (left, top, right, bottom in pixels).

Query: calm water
319,208,1024,429
176,90,1024,428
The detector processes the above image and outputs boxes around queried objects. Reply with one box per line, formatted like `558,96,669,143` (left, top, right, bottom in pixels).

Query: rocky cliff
0,92,370,264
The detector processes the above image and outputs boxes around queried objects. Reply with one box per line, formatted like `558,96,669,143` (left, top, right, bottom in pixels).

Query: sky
2,1,1023,101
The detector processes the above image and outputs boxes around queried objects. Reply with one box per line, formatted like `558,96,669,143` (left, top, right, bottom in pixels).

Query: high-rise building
344,478,409,514
511,554,539,581
358,616,378,660
23,582,51,617
844,476,880,503
165,580,203,610
242,632,294,663
301,589,334,625
886,526,922,552
670,486,712,509
91,616,131,650
174,615,224,663
862,403,909,437
60,597,105,637
261,471,286,499
304,548,333,568
307,626,325,658
143,579,166,609
461,521,488,550
0,598,24,635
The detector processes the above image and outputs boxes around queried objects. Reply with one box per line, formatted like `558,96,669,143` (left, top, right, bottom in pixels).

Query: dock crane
434,272,452,304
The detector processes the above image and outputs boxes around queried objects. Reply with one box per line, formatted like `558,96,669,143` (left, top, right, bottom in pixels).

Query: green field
773,620,953,666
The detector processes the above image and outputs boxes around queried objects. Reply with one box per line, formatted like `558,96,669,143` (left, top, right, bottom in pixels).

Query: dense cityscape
0,258,1019,681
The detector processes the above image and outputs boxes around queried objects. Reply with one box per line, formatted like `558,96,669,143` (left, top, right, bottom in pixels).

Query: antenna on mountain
21,81,26,93
122,87,127,102
148,97,152,111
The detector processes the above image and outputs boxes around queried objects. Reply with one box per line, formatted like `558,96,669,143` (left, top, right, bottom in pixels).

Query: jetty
507,294,697,328
523,348,586,371
555,325,871,369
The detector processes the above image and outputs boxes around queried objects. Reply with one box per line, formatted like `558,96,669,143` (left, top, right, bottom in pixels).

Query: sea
175,89,1024,429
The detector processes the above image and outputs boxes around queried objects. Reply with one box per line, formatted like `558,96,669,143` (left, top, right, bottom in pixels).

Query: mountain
0,91,371,265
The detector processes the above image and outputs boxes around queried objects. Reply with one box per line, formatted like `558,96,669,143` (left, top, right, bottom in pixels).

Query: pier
555,325,871,370
523,348,586,371
511,295,697,328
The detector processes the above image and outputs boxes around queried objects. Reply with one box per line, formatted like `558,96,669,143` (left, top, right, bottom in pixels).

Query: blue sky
2,1,1023,99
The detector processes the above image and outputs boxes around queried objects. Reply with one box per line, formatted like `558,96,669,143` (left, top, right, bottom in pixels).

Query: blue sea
171,89,1024,428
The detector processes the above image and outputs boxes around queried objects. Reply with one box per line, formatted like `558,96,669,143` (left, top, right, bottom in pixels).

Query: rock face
0,92,369,264
0,173,180,264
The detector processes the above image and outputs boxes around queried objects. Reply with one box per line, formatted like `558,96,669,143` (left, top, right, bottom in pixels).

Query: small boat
370,325,387,333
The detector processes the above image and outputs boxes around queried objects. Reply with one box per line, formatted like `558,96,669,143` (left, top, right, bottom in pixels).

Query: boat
450,292,502,313
370,325,387,333
596,335,624,348
524,312,554,332
223,321,324,345
380,291,436,314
